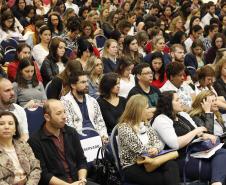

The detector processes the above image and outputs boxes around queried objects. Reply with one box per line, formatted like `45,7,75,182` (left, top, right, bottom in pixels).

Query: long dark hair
1,11,15,32
123,35,140,64
16,58,38,88
0,111,21,139
149,51,165,82
46,37,67,64
47,12,64,34
152,91,176,123
99,72,119,99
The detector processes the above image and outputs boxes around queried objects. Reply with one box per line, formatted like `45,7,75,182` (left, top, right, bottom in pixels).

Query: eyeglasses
141,71,153,75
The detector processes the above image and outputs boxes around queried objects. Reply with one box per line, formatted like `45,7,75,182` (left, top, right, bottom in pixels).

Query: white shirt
118,74,135,98
160,80,194,108
201,12,218,26
10,103,29,134
32,44,49,68
65,2,79,15
56,61,65,73
184,37,193,53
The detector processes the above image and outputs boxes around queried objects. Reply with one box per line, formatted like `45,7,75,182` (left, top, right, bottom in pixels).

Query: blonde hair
189,90,224,124
102,39,117,58
215,58,226,79
85,56,103,82
169,16,182,33
118,94,148,128
152,35,165,50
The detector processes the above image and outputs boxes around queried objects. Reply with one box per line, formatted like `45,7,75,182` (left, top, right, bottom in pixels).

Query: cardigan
152,112,197,150
0,139,41,185
118,123,164,167
60,92,108,137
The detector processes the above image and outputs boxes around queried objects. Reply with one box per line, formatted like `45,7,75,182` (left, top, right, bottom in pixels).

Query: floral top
118,123,164,168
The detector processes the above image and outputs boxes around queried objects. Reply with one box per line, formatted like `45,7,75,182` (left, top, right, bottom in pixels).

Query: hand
195,126,207,137
201,133,218,144
148,147,158,157
201,97,212,113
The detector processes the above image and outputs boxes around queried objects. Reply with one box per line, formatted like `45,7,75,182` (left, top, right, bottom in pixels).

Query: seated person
13,58,47,108
0,78,29,141
195,65,226,111
0,11,24,43
47,59,83,99
41,37,68,86
213,58,226,100
190,90,226,136
28,99,98,185
0,111,41,184
98,72,126,134
160,62,196,111
118,94,180,185
116,58,135,98
152,91,226,184
60,71,108,143
7,43,42,82
128,63,160,108
85,56,103,99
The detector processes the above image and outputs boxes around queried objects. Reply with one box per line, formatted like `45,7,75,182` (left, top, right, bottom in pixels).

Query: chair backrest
1,38,19,62
78,127,103,163
110,125,121,173
25,106,45,136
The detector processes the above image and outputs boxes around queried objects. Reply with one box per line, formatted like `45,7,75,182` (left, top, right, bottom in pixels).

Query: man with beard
0,77,29,140
170,44,185,63
60,71,108,143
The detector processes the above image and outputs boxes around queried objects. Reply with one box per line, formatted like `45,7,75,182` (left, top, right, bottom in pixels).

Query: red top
150,73,167,89
146,42,170,54
7,60,43,82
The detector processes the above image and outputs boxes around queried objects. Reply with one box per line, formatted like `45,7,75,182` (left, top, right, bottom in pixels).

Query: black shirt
97,96,126,134
128,84,161,107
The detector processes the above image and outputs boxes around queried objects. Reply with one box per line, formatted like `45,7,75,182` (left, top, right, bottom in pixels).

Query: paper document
190,143,224,159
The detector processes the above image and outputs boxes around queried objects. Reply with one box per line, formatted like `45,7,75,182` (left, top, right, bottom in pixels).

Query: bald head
43,99,64,115
43,99,66,128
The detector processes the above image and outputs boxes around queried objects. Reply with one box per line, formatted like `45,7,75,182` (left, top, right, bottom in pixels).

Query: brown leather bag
136,151,179,172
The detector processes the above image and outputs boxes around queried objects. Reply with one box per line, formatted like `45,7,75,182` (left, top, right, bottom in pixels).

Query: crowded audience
1,0,226,184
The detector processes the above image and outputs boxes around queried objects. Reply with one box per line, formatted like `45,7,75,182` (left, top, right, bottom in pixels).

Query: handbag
93,145,121,185
136,150,179,172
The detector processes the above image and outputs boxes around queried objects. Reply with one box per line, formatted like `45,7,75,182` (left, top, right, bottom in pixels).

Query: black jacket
213,78,226,100
28,125,87,185
191,113,214,134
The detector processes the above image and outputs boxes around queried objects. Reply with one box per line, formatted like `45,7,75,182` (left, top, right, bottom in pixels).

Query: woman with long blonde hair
169,16,184,35
85,56,103,99
102,39,119,73
190,90,226,136
118,94,180,185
